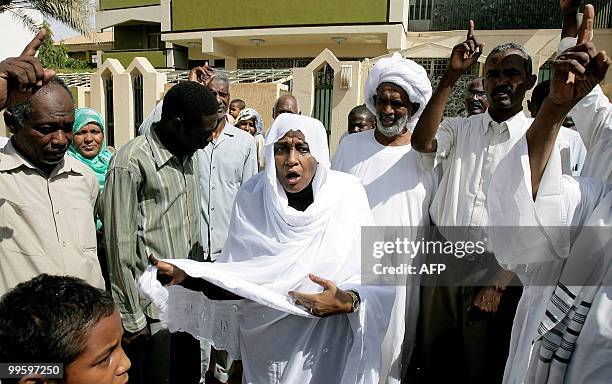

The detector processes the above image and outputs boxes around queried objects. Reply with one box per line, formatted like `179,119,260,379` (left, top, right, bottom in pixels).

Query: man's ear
410,102,420,116
4,110,19,134
527,74,537,90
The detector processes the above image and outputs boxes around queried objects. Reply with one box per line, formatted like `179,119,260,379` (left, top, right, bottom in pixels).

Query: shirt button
231,304,239,312
211,227,214,231
55,209,60,214
62,241,67,247
475,201,481,207
211,207,215,212
487,156,493,162
212,186,215,191
322,348,329,353
213,166,216,170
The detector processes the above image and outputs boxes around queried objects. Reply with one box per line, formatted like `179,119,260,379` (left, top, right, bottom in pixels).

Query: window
410,0,433,21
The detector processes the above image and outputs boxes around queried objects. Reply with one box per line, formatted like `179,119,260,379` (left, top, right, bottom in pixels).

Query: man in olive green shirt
103,81,219,384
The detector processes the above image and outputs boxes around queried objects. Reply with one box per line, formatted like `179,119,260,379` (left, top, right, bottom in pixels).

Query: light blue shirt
198,123,258,259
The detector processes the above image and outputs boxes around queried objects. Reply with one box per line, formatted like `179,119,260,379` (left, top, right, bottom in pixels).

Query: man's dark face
10,85,74,168
464,78,489,116
484,50,535,112
374,83,415,129
274,130,317,193
347,112,375,134
273,96,299,118
207,80,230,120
176,113,218,154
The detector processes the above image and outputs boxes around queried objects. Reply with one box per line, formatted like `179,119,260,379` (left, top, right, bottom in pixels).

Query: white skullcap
365,52,432,124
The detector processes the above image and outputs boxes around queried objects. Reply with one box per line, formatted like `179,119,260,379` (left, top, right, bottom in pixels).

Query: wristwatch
346,290,361,313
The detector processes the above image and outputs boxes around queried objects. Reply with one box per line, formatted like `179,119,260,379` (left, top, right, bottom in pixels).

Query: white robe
487,135,612,384
139,114,395,384
331,129,439,383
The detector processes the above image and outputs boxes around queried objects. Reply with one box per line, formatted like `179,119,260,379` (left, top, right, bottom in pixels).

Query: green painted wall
100,0,159,10
103,50,166,68
172,0,388,31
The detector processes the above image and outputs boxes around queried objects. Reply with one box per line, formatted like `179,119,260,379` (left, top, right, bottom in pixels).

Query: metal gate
312,64,334,140
104,77,115,147
133,74,144,137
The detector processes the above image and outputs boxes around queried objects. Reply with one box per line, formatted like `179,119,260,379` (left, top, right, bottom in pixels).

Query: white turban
365,52,432,125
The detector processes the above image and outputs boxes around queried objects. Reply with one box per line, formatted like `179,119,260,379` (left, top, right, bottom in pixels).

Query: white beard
376,114,408,137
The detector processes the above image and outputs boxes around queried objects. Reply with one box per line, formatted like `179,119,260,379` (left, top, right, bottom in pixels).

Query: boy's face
63,310,130,384
229,102,243,119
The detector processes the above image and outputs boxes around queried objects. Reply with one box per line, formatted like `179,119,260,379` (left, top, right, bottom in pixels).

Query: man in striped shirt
102,81,219,384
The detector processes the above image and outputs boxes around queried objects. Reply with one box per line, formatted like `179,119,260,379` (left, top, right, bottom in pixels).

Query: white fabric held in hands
139,113,395,383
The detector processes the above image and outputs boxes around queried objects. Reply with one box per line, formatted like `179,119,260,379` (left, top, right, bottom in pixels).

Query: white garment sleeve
569,85,612,181
419,118,457,171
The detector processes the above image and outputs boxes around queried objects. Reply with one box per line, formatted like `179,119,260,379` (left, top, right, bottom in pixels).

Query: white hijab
139,113,394,383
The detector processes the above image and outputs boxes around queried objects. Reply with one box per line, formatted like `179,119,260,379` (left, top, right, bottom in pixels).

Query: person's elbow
410,132,436,153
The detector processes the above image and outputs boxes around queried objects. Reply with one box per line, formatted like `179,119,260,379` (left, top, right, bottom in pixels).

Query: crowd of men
0,1,610,383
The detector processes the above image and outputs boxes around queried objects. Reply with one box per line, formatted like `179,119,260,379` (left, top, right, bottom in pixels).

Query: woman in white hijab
139,113,395,383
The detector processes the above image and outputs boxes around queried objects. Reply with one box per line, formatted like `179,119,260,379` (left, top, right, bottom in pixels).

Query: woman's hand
149,255,187,286
288,274,354,317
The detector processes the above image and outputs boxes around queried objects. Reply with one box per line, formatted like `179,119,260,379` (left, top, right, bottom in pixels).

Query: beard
376,114,409,138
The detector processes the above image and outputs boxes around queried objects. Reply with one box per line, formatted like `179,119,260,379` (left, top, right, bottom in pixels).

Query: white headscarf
139,114,394,383
236,107,264,134
365,52,432,125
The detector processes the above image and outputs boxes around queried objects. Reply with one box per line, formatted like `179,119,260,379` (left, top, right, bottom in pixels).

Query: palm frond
4,0,92,35
8,8,40,33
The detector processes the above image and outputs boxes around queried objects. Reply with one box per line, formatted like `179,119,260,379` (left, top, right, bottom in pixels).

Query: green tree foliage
0,0,92,35
38,21,90,70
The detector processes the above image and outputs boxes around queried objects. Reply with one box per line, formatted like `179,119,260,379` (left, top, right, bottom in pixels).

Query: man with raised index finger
410,20,580,383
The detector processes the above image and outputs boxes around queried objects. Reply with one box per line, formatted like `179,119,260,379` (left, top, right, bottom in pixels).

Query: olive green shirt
103,127,204,332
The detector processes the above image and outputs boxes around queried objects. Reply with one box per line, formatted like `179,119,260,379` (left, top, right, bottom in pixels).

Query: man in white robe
331,53,438,384
139,114,395,384
488,7,611,382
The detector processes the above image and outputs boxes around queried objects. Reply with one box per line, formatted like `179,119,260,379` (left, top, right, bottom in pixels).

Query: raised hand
550,5,610,107
0,28,56,109
288,274,354,317
188,65,216,87
447,20,484,76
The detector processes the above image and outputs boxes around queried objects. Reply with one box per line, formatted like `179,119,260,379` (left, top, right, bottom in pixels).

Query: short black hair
348,104,376,121
531,80,551,107
486,43,533,75
161,81,218,125
230,99,245,109
0,274,116,365
6,77,73,127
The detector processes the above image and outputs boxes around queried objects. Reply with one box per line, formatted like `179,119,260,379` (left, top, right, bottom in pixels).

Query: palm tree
0,0,92,35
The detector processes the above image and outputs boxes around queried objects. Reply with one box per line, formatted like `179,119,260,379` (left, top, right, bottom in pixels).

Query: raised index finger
577,4,594,45
467,20,475,39
21,28,46,57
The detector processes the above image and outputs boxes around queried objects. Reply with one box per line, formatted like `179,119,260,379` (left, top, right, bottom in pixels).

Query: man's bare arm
560,0,582,39
412,20,484,153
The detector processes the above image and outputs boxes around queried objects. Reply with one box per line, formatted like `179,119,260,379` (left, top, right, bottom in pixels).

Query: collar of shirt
146,125,179,168
481,109,528,139
212,123,238,147
0,139,82,177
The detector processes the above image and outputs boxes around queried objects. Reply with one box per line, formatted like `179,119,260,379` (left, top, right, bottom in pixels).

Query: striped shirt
102,127,204,332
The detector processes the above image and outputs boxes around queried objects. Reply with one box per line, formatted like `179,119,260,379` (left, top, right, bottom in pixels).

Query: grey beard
376,115,408,137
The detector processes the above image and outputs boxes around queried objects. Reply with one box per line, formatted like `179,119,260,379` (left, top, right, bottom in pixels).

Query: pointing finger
21,28,46,57
467,20,475,39
577,4,594,45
